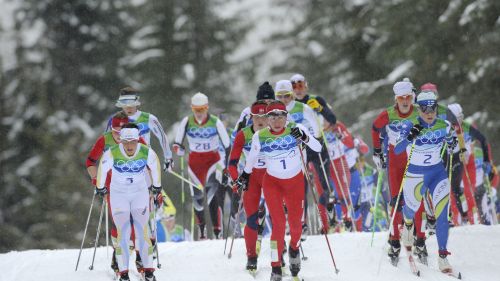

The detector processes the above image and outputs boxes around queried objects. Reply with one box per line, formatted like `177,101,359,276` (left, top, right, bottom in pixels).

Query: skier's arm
297,123,321,152
174,117,189,146
228,131,245,181
243,132,261,174
147,147,162,187
96,150,113,189
216,119,230,149
104,113,115,132
86,136,105,181
469,126,490,162
303,104,320,138
337,122,355,148
371,110,389,150
149,114,173,160
232,108,249,134
315,96,337,125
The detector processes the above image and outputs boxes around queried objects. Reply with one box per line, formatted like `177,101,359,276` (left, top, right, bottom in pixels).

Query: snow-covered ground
1,225,499,281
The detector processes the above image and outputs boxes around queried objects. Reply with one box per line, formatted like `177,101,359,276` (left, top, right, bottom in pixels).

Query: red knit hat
265,101,287,114
111,116,129,128
420,83,438,94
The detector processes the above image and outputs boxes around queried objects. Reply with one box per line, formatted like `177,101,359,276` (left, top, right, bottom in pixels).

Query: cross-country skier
86,112,149,273
372,80,420,261
95,123,162,281
236,100,321,281
275,79,319,238
173,92,230,239
107,87,174,172
290,73,337,234
394,91,457,273
447,103,492,224
228,100,269,273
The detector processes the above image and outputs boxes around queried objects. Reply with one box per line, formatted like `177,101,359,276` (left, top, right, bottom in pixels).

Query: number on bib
423,154,432,164
280,159,287,169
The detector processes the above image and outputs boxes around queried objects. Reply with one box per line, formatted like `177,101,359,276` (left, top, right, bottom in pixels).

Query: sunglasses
276,92,294,99
396,95,413,102
419,104,437,114
192,107,208,113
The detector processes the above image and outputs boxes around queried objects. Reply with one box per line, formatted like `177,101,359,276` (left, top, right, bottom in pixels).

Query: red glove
91,178,97,186
155,192,163,206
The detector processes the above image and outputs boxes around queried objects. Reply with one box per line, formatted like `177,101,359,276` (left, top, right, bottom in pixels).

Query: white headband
120,128,140,141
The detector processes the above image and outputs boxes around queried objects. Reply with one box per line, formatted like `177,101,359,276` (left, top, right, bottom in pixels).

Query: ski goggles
191,106,208,113
267,110,287,121
396,94,413,102
275,92,294,99
291,80,306,90
115,95,141,108
418,102,437,113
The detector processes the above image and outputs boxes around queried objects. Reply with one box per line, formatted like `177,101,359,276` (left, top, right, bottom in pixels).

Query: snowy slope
1,225,499,281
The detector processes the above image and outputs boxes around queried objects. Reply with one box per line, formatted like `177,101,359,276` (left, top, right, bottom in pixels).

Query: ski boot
213,227,221,240
111,249,119,273
300,223,308,241
426,215,437,235
135,251,144,273
288,246,301,277
144,269,156,281
270,266,282,281
401,221,414,248
343,218,353,232
246,256,258,276
198,224,207,240
388,239,401,266
414,237,428,265
438,250,453,273
119,272,130,281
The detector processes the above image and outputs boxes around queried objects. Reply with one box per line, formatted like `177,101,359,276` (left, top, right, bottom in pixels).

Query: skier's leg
284,172,306,250
244,170,264,257
206,172,223,238
450,153,467,219
110,191,132,273
387,153,405,241
130,190,154,271
427,169,450,252
262,173,286,268
401,170,424,247
310,161,330,233
349,168,362,231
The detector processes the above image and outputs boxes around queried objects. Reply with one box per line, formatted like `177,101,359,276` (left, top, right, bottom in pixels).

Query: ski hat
256,81,275,100
266,101,287,114
416,91,437,109
393,81,414,97
290,73,306,83
116,87,141,107
111,115,129,129
120,127,140,141
420,83,438,94
191,92,209,108
448,103,464,121
251,101,268,115
275,80,293,93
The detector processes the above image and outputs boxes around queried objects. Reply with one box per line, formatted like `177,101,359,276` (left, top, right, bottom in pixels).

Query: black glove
95,187,108,197
372,148,386,169
163,158,174,172
291,127,308,142
235,172,250,192
448,137,458,152
407,124,423,142
150,185,162,195
221,170,230,187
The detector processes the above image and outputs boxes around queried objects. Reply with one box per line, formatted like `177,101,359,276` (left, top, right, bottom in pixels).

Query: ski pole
180,156,186,240
371,169,385,247
89,195,106,270
447,148,454,220
228,191,245,259
105,198,109,259
168,170,203,191
75,192,96,271
223,192,236,255
151,193,162,269
298,143,340,274
300,244,308,261
387,139,416,240
337,148,358,232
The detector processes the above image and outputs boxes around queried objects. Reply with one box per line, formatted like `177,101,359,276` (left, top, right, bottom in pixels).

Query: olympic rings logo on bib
389,120,412,131
114,159,147,173
264,135,296,150
418,129,443,144
187,127,217,138
290,112,304,123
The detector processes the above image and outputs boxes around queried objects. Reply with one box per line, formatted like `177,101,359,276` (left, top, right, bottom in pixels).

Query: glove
483,161,492,175
221,169,230,186
91,177,97,186
306,98,323,112
406,124,423,142
448,137,459,153
372,148,386,170
150,185,162,195
172,143,185,156
95,187,108,197
154,192,163,207
163,158,174,172
235,172,250,192
291,127,308,142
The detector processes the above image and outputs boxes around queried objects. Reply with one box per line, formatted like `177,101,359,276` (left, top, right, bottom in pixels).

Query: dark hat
256,81,275,100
